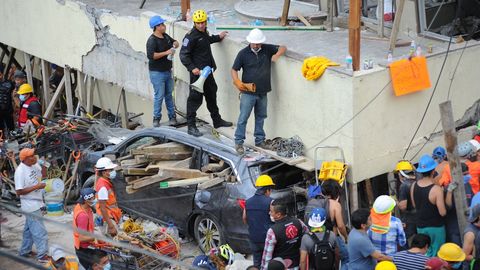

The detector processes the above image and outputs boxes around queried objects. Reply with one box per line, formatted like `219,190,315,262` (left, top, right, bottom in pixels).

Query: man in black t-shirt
146,15,179,127
0,64,15,136
231,29,286,154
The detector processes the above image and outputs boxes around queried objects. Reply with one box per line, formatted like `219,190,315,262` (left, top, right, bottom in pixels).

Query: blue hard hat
416,154,438,173
192,255,216,270
149,15,166,29
308,208,327,228
432,146,446,160
307,184,322,199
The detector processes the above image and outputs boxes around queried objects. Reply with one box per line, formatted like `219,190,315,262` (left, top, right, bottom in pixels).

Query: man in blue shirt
231,28,286,154
348,208,392,270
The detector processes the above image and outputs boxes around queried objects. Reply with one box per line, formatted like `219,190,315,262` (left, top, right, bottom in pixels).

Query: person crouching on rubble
16,83,43,130
73,188,98,269
45,244,79,270
94,157,121,237
192,244,236,270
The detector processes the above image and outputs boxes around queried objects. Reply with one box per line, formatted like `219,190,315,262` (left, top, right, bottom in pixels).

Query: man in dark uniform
180,9,232,137
243,175,275,267
0,64,15,137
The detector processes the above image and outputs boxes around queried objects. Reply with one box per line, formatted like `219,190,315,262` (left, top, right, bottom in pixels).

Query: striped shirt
367,216,406,256
393,250,429,270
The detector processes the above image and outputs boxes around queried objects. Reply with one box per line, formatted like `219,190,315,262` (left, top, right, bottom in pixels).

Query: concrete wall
1,0,479,183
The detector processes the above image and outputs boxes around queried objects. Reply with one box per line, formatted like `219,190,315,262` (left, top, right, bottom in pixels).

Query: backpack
308,231,335,270
304,195,330,224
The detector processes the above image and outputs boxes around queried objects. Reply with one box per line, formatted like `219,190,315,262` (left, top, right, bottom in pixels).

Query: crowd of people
228,136,480,270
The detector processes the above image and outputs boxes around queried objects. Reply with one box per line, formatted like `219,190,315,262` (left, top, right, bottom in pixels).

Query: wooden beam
198,176,225,190
388,0,405,52
350,182,359,212
160,176,210,189
0,44,22,70
40,59,50,113
439,101,468,237
145,151,193,161
280,0,291,26
181,0,191,21
64,66,74,115
157,167,207,179
77,72,86,116
4,48,16,75
120,88,128,128
326,0,333,31
0,45,6,64
43,75,65,119
377,0,384,37
132,174,171,189
86,77,95,114
131,142,192,155
294,12,312,27
23,53,33,86
348,0,361,71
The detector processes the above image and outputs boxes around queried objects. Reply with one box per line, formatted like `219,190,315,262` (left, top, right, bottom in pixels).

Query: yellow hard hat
437,243,466,262
375,261,397,270
192,9,207,23
255,175,275,187
17,83,33,95
394,160,414,172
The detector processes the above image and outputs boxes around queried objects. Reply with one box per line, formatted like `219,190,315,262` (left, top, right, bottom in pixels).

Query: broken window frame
335,0,395,29
417,0,456,41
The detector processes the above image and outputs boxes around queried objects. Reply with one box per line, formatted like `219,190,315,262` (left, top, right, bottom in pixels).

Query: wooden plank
64,66,74,115
118,154,133,162
135,155,148,164
120,88,128,128
280,0,291,26
198,176,224,190
125,167,159,176
77,72,86,116
4,48,16,75
158,167,207,179
24,52,33,87
348,0,361,71
145,159,190,170
132,174,171,189
377,0,384,37
326,0,333,31
125,176,141,183
388,0,405,52
439,101,468,235
160,176,210,189
86,77,95,114
131,142,191,155
294,12,312,27
145,151,192,161
40,59,50,113
43,76,65,119
120,158,147,167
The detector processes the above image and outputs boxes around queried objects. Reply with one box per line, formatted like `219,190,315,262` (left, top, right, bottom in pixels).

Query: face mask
450,262,462,269
19,94,27,101
251,47,261,53
89,199,98,208
103,263,111,270
109,170,117,179
270,215,275,222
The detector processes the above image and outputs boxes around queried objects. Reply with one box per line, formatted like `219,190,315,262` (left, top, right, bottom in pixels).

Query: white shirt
14,162,44,213
98,187,109,201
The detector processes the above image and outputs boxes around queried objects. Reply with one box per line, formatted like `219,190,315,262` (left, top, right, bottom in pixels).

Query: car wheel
194,214,224,252
82,175,95,189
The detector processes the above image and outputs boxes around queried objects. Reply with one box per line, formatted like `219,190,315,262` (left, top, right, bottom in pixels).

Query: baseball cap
78,188,96,203
49,245,67,261
468,204,480,223
19,148,35,161
308,208,327,228
425,258,448,270
14,70,26,78
192,255,216,270
267,258,292,270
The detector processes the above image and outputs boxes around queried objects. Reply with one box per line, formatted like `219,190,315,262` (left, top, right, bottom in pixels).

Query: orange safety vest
44,256,79,270
18,96,39,127
439,162,480,194
73,203,94,250
95,177,122,223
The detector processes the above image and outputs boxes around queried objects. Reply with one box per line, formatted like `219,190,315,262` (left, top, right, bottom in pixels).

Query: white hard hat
246,28,266,44
95,157,117,171
372,195,396,214
469,139,480,152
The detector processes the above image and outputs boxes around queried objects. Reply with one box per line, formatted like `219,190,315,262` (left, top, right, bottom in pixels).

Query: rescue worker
439,141,479,194
432,146,448,184
90,249,111,270
0,63,15,137
45,245,79,270
463,203,480,268
243,175,275,267
73,188,97,269
437,243,466,270
12,70,27,124
394,160,418,242
16,83,42,129
94,157,121,237
261,200,308,270
179,9,232,137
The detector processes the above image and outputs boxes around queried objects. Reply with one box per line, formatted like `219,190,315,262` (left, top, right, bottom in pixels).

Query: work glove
233,79,256,92
447,181,458,192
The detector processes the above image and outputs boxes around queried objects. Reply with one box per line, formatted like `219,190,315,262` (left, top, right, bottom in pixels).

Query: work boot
235,144,245,155
153,118,160,128
168,117,178,126
188,126,203,137
213,119,233,128
256,141,273,150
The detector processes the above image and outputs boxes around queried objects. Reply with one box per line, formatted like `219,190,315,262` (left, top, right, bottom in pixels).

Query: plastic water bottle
345,54,353,71
167,47,175,61
207,12,217,34
166,221,179,240
415,46,422,57
387,50,393,63
409,40,416,56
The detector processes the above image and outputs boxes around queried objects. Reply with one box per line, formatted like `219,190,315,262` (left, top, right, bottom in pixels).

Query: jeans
250,241,265,267
234,93,267,145
337,237,349,270
149,70,175,120
417,226,446,257
19,209,48,258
